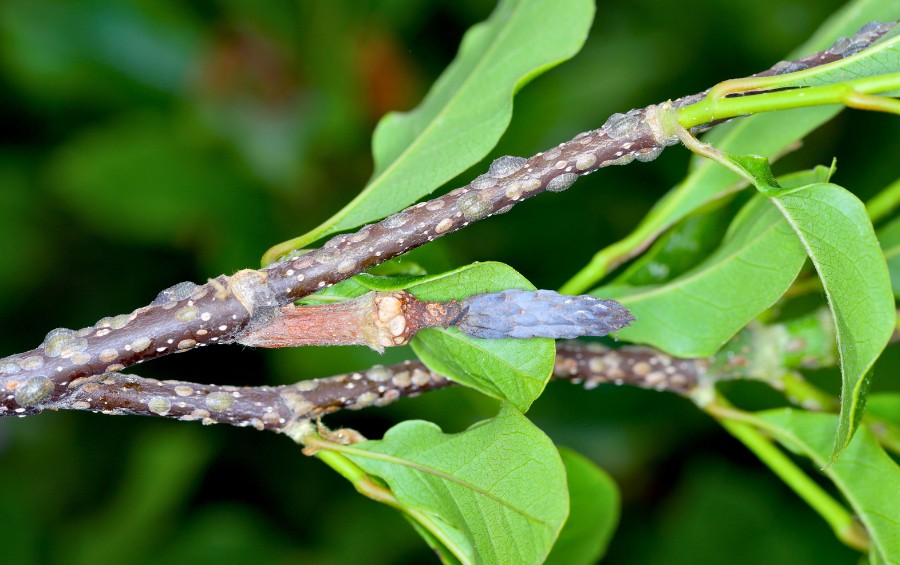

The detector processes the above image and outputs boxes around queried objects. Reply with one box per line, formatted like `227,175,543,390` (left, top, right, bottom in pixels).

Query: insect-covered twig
31,341,703,433
0,21,892,416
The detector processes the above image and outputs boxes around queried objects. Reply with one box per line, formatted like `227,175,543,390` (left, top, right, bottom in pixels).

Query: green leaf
653,109,840,232
611,203,734,287
755,409,900,564
342,404,569,565
544,448,619,565
862,393,900,455
877,214,900,298
719,155,835,194
263,0,595,263
297,261,556,411
768,185,893,460
868,176,900,223
401,516,466,565
560,105,841,295
694,23,900,116
408,263,555,412
412,328,553,412
616,164,839,288
725,154,782,193
595,194,807,357
866,393,900,429
561,0,894,295
295,266,430,306
720,151,894,460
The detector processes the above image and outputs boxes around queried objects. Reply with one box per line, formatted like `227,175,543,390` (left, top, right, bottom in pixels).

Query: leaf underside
343,404,569,565
723,154,894,461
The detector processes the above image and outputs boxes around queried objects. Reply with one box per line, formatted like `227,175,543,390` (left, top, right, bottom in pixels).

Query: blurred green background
0,0,896,563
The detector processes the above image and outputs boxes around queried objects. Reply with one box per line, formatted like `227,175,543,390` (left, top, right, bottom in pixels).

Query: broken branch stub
237,291,463,352
236,289,634,349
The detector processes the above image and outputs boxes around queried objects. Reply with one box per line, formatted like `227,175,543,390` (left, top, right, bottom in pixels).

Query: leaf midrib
330,441,556,527
432,328,547,391
614,210,791,304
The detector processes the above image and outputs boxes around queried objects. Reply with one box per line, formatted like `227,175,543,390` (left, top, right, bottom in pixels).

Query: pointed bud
456,290,634,339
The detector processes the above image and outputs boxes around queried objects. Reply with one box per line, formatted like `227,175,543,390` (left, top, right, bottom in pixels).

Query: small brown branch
0,21,891,415
45,361,449,431
554,342,702,395
30,342,705,431
236,291,450,351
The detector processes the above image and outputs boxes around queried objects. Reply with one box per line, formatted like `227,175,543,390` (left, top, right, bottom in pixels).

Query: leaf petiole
706,397,870,552
677,73,900,129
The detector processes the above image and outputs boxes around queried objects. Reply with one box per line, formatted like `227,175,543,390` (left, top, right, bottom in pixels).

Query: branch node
645,101,681,147
284,419,316,445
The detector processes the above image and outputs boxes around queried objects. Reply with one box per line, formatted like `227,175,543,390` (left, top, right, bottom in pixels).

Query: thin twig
32,342,704,430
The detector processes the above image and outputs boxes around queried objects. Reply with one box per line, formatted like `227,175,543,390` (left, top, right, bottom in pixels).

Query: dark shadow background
0,1,896,563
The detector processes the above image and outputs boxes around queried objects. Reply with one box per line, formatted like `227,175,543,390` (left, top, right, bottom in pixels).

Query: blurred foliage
0,0,896,563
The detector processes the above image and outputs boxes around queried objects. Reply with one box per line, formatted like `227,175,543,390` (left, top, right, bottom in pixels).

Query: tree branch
32,341,703,431
0,21,893,416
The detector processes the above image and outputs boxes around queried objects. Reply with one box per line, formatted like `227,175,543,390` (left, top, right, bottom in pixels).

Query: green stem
781,275,823,299
781,371,839,412
563,75,900,295
304,436,400,505
559,232,654,294
670,117,749,180
866,177,900,224
303,435,473,563
864,415,900,456
778,373,900,456
559,181,743,294
677,74,900,129
706,398,870,552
